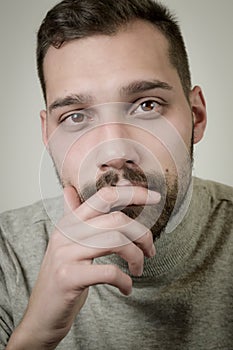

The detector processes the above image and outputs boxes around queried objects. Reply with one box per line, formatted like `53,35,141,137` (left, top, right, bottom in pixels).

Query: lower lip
115,180,133,186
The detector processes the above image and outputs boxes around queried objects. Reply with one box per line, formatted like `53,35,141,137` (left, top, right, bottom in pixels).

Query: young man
1,0,233,349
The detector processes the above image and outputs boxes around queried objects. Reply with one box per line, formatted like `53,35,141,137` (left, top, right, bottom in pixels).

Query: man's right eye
59,111,95,131
62,112,86,124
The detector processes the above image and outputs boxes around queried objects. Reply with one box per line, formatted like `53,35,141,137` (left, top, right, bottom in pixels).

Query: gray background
0,0,233,212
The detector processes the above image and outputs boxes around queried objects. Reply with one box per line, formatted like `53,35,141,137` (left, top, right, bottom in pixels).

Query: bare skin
6,185,160,349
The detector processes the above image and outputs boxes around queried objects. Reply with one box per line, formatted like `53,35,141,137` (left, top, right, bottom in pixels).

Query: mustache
80,166,166,202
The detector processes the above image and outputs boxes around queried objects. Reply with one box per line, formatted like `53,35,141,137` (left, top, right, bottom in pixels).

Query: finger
81,231,145,276
67,263,133,295
53,223,154,271
63,185,81,215
130,230,155,258
50,231,144,276
61,211,151,248
73,186,161,221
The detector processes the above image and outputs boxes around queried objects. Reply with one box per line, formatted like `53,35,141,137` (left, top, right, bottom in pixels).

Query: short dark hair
37,0,192,102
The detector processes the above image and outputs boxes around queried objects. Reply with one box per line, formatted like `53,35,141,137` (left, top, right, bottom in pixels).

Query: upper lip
115,179,133,186
114,179,148,188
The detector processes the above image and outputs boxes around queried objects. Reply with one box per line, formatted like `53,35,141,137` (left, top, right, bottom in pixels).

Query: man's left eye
133,100,162,114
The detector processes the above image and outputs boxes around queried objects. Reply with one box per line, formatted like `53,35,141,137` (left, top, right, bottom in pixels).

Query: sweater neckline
95,178,210,279
44,178,210,280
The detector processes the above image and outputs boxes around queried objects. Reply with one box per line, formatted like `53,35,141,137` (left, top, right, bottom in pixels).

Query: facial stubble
50,127,194,240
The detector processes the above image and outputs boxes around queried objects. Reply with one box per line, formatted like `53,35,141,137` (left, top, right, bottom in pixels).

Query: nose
95,124,140,172
100,158,136,171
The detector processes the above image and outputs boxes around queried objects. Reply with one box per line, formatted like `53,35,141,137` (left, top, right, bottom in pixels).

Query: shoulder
192,178,233,267
0,196,62,244
0,197,62,286
0,200,47,233
193,177,233,239
193,177,233,204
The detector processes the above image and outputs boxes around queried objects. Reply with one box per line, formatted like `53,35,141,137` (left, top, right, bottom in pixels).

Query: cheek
47,127,90,183
174,121,193,149
60,141,89,184
168,107,193,148
60,133,101,186
135,115,192,169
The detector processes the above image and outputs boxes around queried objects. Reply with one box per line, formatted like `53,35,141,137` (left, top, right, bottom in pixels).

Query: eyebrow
48,94,94,114
48,79,173,114
120,79,173,96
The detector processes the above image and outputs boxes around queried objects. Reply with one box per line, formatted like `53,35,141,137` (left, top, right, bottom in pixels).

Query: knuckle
103,265,119,283
99,187,118,203
55,264,75,295
134,249,144,265
110,211,128,226
136,230,152,245
56,264,69,282
111,230,125,246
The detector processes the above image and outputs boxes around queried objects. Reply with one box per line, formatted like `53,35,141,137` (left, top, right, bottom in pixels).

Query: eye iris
71,113,85,123
141,101,156,111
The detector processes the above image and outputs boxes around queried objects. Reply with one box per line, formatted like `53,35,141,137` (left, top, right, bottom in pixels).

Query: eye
142,100,158,111
59,110,95,131
63,112,86,124
134,99,162,114
72,113,86,123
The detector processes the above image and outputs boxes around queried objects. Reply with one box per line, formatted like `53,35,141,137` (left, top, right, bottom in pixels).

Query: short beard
51,130,194,240
80,163,191,240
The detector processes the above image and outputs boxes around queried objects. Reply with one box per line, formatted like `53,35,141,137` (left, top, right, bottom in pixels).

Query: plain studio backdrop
0,0,233,213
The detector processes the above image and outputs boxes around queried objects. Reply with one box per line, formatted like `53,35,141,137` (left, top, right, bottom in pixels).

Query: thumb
63,185,81,215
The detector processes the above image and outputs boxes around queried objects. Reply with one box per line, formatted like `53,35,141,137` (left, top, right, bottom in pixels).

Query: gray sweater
0,177,233,350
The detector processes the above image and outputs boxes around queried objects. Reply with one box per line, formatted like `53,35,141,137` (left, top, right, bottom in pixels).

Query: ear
189,86,207,144
40,109,48,147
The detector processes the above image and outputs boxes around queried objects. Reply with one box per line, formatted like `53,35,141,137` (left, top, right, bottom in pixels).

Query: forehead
43,20,179,104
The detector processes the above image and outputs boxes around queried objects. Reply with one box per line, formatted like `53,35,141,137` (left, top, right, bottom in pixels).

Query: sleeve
0,208,49,348
0,264,14,348
0,221,18,349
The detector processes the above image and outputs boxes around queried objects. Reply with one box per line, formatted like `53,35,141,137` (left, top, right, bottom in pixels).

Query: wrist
6,323,58,350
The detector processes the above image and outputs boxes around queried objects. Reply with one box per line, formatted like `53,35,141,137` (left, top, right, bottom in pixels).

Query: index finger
73,186,161,221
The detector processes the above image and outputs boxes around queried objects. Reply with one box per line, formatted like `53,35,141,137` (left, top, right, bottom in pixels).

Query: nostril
100,159,136,171
126,159,136,168
100,164,109,171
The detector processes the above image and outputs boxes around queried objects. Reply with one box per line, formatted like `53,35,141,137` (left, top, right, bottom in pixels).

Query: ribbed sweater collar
95,177,210,279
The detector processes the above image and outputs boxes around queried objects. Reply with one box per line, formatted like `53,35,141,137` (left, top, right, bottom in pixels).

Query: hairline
41,19,191,103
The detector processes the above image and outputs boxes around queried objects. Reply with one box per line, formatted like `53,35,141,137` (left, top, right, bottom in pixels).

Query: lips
114,179,148,188
114,179,133,186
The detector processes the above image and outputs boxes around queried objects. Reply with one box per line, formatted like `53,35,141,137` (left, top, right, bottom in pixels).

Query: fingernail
134,265,143,277
149,244,156,257
138,265,144,276
147,190,161,204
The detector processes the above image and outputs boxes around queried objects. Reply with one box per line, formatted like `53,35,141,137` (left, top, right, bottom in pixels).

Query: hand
6,185,160,349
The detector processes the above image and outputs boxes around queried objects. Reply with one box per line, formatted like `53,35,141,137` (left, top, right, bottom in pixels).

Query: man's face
41,20,206,237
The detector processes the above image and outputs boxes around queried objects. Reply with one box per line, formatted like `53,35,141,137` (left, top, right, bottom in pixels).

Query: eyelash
59,97,165,125
132,98,163,115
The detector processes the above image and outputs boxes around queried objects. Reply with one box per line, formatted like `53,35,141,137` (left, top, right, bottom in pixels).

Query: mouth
109,179,159,213
112,181,159,194
112,179,149,189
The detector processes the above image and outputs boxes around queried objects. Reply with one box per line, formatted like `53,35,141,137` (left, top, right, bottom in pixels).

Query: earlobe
189,86,207,144
40,110,48,147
